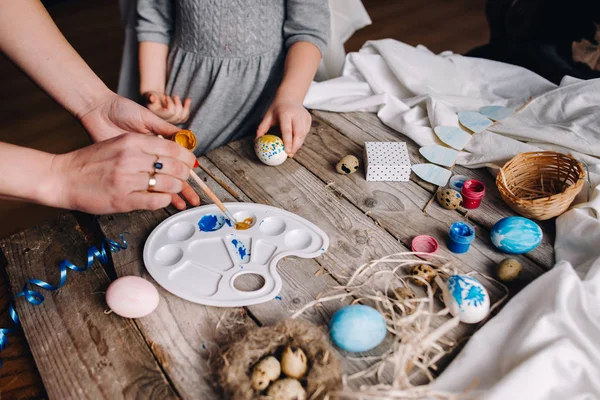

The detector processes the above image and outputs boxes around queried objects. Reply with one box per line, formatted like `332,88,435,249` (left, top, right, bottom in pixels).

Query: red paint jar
461,179,486,209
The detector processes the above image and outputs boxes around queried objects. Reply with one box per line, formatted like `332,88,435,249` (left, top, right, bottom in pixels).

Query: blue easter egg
443,275,490,324
329,305,387,352
490,216,542,254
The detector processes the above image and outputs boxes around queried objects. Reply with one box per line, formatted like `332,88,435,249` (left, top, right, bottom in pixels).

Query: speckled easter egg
436,189,463,210
105,276,159,318
330,305,387,352
490,216,542,254
336,155,360,174
409,264,437,286
443,275,490,324
497,258,522,282
255,135,288,166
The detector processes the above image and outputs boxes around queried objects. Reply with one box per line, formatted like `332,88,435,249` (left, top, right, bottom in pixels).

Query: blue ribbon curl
0,233,128,367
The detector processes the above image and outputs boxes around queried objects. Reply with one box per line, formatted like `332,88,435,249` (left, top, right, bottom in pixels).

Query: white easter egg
105,276,159,318
255,135,288,166
443,275,490,324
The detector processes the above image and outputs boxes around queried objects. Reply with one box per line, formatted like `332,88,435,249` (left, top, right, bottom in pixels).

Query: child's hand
143,91,192,124
256,100,312,158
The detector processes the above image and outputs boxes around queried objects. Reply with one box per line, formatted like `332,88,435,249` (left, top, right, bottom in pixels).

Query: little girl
136,0,330,156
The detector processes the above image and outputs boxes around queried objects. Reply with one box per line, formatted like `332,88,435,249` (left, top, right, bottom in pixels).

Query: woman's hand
78,91,182,143
142,91,192,125
256,100,312,157
77,92,198,209
50,133,200,214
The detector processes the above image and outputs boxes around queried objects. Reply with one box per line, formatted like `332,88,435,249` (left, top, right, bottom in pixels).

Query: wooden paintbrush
157,134,238,225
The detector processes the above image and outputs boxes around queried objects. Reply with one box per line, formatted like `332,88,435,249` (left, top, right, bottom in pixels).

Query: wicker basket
496,151,585,220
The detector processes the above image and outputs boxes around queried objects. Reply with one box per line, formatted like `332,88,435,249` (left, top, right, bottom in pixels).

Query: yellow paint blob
235,217,255,230
173,129,197,150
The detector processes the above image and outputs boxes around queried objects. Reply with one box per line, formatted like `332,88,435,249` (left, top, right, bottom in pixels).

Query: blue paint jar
447,222,475,254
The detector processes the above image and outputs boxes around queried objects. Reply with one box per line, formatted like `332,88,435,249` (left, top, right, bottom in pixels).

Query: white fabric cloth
305,39,600,175
304,39,600,399
315,0,371,81
117,0,371,99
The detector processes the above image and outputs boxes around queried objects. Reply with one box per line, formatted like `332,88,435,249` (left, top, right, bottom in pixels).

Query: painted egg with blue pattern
329,305,387,352
490,216,542,254
443,275,490,324
255,134,288,166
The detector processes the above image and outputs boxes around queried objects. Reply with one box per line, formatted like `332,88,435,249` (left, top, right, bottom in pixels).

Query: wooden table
0,111,554,399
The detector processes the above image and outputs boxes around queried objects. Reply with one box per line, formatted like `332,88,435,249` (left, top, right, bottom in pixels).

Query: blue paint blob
329,305,387,352
198,214,225,232
275,295,282,301
230,237,250,263
490,216,542,254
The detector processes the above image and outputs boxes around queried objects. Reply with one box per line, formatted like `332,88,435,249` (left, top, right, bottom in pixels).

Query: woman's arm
0,0,111,119
0,0,200,208
0,135,199,213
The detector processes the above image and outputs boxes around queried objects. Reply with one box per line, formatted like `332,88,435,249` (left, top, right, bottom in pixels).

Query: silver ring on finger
148,173,157,192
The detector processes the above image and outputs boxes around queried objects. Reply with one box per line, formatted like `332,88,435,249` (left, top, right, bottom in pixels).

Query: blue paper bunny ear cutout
434,126,472,151
412,164,452,186
458,111,493,133
419,145,458,167
479,105,515,121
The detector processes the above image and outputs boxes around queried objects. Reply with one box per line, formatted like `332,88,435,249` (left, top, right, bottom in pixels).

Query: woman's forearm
0,142,61,208
139,41,169,95
0,0,112,119
275,41,322,103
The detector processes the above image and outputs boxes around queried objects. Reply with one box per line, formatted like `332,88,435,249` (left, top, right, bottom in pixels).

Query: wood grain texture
299,116,548,292
0,253,46,400
98,208,248,400
0,214,177,399
97,156,377,394
313,111,555,269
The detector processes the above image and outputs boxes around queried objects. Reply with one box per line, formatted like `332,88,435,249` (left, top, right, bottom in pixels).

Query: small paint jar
447,222,476,254
449,175,469,192
461,179,486,209
173,129,197,150
411,235,439,259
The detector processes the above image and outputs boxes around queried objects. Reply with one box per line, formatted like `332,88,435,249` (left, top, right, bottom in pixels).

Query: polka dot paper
364,142,411,182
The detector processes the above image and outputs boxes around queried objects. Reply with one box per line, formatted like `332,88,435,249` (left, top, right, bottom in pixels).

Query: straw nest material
213,319,342,400
496,151,585,220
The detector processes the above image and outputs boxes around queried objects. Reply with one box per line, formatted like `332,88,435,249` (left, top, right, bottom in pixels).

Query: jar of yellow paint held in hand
172,129,197,151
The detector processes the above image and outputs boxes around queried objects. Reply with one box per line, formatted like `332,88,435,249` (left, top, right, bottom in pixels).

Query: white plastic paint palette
143,204,329,307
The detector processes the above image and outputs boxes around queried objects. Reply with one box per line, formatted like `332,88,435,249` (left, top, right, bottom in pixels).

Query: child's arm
256,0,330,157
137,0,190,123
139,41,191,123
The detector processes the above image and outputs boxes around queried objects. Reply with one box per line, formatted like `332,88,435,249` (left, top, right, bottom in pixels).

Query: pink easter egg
105,276,159,318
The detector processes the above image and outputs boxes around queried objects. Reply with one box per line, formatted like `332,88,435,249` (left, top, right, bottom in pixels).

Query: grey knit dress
137,0,330,155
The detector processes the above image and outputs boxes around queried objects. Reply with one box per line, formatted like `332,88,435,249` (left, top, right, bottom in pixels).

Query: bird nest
213,319,342,399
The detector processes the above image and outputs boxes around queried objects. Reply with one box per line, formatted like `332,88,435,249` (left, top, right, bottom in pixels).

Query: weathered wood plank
99,208,251,400
0,252,46,399
208,140,411,282
299,116,548,291
313,110,555,269
98,157,369,397
207,138,509,383
0,213,177,399
177,158,378,379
